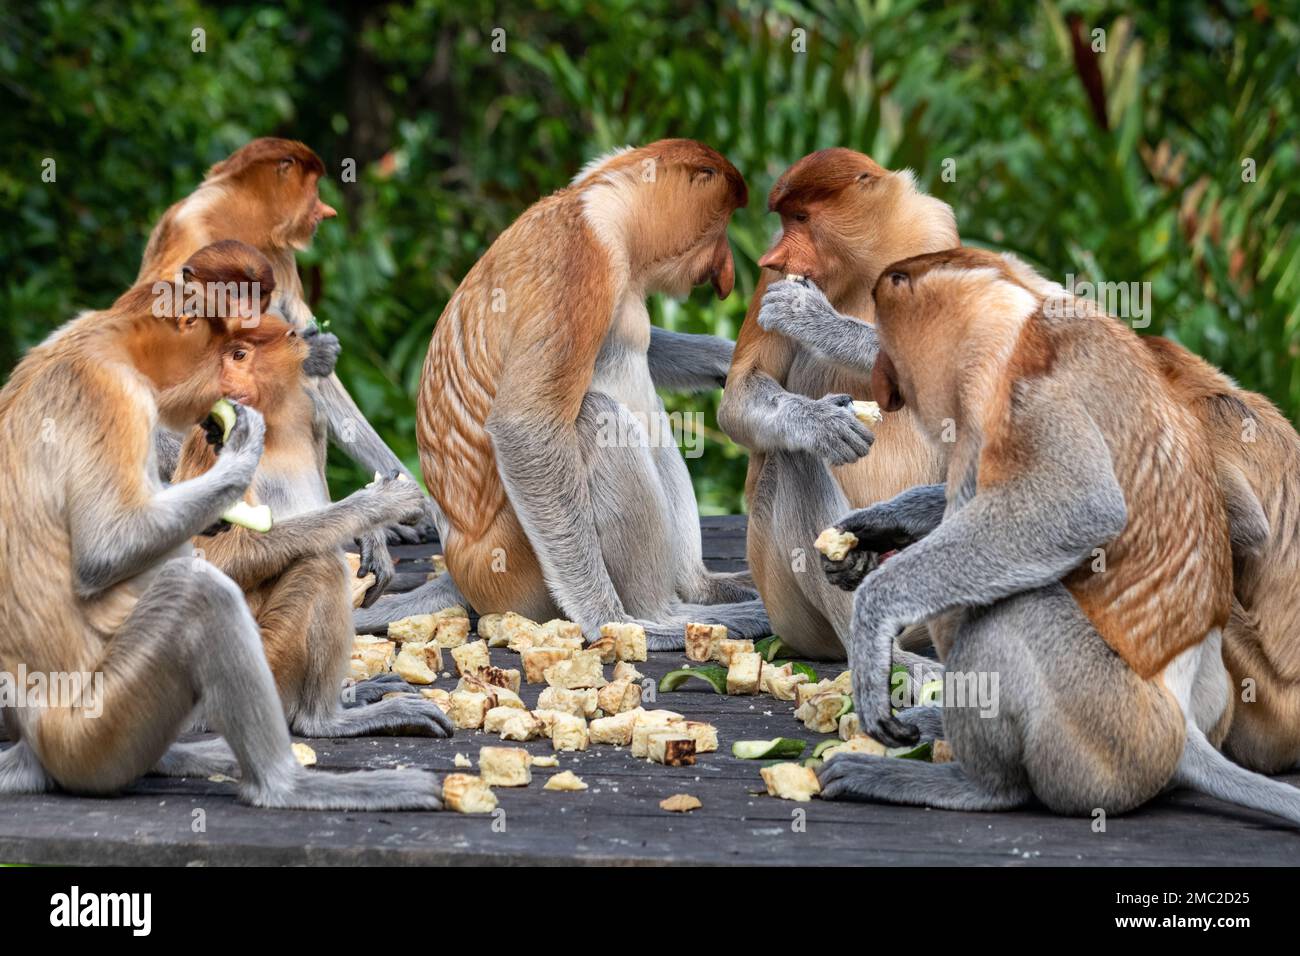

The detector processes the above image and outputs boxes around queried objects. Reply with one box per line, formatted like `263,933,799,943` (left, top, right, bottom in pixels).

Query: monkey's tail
352,573,469,635
1174,723,1300,827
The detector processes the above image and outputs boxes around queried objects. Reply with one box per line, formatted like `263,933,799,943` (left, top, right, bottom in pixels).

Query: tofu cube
715,639,755,666
767,670,810,702
648,731,696,766
683,721,718,753
477,612,506,645
449,639,490,677
433,615,471,648
420,687,451,709
725,652,763,695
612,661,646,684
838,712,862,741
543,649,607,689
388,614,435,644
521,647,574,684
794,690,846,733
350,636,396,680
442,774,498,813
684,622,727,662
477,747,532,787
760,763,821,802
483,706,525,735
540,619,584,645
589,708,642,746
821,736,886,760
392,641,442,685
550,712,590,752
586,635,618,664
596,679,642,715
600,622,648,662
499,711,545,741
852,400,883,426
503,613,546,651
448,690,494,729
536,686,599,718
814,527,858,562
474,665,522,695
632,715,686,757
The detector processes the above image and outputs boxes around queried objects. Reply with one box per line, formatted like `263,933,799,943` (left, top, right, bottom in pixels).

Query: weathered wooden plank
2,524,1297,867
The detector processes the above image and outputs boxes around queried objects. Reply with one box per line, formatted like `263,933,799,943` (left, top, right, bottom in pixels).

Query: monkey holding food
813,247,1300,828
719,149,956,661
359,139,767,647
172,296,453,738
0,241,443,810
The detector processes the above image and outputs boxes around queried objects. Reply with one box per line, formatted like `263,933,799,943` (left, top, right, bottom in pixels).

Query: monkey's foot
244,766,443,811
641,597,771,650
151,738,241,778
297,695,454,738
681,569,759,604
343,673,419,708
817,753,1026,811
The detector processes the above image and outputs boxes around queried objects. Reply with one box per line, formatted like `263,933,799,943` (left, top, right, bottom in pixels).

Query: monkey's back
0,318,148,670
1025,312,1233,678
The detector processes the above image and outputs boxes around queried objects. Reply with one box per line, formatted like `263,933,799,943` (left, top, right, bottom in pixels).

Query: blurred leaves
2,0,1297,512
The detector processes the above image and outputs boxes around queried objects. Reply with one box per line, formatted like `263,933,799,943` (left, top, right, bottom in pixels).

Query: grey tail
1175,723,1300,827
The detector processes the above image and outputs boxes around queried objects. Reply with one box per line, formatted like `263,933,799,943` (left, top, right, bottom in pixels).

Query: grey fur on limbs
757,278,882,377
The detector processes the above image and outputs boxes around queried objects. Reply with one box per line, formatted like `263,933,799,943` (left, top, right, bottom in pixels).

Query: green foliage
3,0,1297,512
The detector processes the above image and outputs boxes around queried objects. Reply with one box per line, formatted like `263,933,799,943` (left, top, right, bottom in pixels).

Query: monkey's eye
794,212,810,223
277,157,295,173
232,349,248,362
889,272,908,287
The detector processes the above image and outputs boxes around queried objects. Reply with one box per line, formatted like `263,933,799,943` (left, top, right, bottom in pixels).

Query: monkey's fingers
201,417,226,449
199,518,235,537
820,550,875,591
872,714,922,749
302,329,341,378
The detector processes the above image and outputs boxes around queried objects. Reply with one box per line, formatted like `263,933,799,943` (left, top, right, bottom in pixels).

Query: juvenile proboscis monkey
172,310,453,735
361,140,767,646
814,247,1300,827
717,149,957,660
0,240,443,809
1142,336,1300,774
139,137,453,614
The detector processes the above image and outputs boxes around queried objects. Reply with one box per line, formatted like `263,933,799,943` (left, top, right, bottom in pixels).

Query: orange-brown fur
417,139,746,620
0,243,291,786
1143,335,1300,772
876,248,1232,679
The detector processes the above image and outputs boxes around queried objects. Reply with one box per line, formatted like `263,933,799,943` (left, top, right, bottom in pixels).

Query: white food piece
543,770,588,791
814,527,859,562
648,732,696,766
761,763,821,802
537,686,600,718
725,651,763,695
443,774,497,813
684,622,728,662
450,639,490,677
291,743,317,767
600,622,647,662
589,708,643,746
550,712,590,752
478,746,533,787
392,641,443,685
543,649,607,689
521,647,574,683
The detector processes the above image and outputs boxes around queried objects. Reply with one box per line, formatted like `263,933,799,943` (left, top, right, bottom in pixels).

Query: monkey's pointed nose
757,250,783,271
316,200,338,220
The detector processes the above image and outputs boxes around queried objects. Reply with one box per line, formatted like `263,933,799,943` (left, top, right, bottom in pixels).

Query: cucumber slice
835,694,854,718
754,635,788,662
790,661,818,683
886,741,933,761
209,399,237,443
803,757,823,770
811,739,842,758
658,665,728,695
731,738,807,760
221,500,273,533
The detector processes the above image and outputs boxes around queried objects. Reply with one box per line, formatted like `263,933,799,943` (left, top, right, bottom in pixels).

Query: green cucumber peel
886,741,933,761
658,665,728,695
754,635,788,662
731,737,807,760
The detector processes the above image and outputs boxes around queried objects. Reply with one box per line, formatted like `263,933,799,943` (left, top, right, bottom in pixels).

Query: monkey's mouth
871,349,905,412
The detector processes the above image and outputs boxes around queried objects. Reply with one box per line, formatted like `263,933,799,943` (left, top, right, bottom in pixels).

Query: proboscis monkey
361,139,768,646
1141,336,1300,774
0,240,443,809
814,247,1300,827
717,149,957,660
137,136,458,614
173,319,452,736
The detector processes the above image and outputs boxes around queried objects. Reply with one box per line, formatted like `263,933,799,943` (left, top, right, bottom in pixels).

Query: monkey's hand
361,471,428,527
757,277,838,342
302,325,341,378
819,506,919,591
848,600,922,750
220,401,267,461
384,496,440,545
355,528,394,607
784,393,875,464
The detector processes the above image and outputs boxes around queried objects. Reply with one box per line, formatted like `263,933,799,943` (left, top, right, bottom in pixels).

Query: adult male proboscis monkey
362,139,767,647
814,247,1300,828
0,240,444,810
717,148,957,660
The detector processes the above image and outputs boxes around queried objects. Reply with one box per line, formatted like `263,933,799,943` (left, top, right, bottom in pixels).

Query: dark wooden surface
1,515,1297,866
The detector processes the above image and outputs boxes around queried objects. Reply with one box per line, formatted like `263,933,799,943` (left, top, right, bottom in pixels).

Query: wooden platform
1,516,1297,866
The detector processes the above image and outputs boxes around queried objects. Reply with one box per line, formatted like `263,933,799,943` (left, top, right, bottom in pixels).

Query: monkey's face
218,326,308,411
639,163,745,300
264,160,337,250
